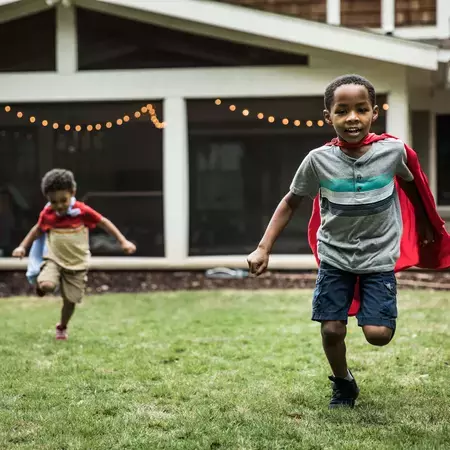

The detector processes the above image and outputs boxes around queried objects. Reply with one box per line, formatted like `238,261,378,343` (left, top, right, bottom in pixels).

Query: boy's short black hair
324,74,376,110
41,169,77,196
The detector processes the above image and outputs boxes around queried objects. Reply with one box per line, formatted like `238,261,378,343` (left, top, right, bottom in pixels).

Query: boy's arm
12,224,42,258
97,217,136,254
397,178,434,245
247,192,304,276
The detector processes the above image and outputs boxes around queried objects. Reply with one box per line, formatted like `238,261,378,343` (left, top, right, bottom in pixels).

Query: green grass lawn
0,290,448,450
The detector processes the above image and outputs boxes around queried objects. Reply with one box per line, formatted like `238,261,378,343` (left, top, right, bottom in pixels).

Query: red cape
307,133,450,316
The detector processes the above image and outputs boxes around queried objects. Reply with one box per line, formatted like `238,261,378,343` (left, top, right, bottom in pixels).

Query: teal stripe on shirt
320,174,393,192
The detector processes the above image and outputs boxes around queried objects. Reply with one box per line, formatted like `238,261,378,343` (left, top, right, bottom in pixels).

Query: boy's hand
12,246,26,259
247,248,269,276
121,240,136,255
417,219,435,247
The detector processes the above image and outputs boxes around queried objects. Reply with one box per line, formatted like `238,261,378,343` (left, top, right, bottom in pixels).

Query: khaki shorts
37,260,87,304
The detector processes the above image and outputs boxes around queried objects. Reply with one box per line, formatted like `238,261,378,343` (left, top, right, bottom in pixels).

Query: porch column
381,0,395,34
429,111,438,199
326,0,340,26
437,0,450,39
56,3,77,74
163,97,189,261
386,82,410,143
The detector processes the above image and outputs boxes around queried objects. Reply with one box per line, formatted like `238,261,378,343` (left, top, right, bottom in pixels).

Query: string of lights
214,99,389,127
2,103,166,131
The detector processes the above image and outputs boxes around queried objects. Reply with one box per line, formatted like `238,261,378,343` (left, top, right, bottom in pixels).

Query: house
0,0,449,271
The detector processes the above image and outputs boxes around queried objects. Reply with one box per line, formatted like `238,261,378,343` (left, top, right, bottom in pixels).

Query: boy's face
324,84,379,143
47,190,73,215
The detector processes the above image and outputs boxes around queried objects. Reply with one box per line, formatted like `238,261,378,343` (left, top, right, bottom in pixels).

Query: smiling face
47,190,73,215
324,84,379,144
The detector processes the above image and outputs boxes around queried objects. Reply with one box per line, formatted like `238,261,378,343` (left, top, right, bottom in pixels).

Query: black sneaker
328,372,360,409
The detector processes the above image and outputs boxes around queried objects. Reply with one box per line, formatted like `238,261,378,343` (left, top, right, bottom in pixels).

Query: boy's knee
363,325,393,346
38,281,56,293
321,321,347,344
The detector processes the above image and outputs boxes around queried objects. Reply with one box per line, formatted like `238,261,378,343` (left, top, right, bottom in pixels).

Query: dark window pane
77,7,308,70
395,0,436,26
0,102,164,256
0,10,56,72
436,115,450,205
341,0,381,28
188,97,386,255
0,127,40,256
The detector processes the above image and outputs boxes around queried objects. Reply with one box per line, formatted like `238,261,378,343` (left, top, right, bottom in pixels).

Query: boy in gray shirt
247,74,434,408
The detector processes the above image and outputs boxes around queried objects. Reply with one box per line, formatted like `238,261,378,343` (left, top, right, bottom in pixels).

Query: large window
188,97,386,255
0,102,164,257
76,8,308,70
436,115,450,206
0,10,56,72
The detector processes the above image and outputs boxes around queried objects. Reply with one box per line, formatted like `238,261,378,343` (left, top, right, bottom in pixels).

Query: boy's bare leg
60,297,76,328
321,320,348,378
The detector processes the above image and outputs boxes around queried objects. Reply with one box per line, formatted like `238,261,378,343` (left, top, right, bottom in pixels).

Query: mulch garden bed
0,269,449,297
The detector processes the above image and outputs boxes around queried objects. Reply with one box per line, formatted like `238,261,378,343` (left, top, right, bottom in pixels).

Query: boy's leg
36,261,60,295
60,296,76,329
357,271,397,346
313,262,360,408
58,270,87,334
321,320,348,378
313,262,357,376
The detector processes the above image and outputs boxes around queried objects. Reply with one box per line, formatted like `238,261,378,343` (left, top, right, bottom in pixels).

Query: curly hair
324,74,376,110
41,169,77,196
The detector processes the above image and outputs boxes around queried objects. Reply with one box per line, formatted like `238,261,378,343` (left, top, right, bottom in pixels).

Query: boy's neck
335,133,373,158
339,144,372,159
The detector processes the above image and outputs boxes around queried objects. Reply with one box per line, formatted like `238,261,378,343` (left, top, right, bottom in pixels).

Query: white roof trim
96,0,439,70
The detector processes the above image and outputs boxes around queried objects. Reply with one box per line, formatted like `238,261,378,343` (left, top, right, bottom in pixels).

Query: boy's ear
372,105,379,123
323,109,332,126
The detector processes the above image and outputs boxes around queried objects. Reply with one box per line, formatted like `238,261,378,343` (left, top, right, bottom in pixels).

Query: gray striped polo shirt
290,138,414,273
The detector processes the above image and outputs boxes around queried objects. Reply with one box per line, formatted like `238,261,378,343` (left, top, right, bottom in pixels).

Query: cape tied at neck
327,132,388,149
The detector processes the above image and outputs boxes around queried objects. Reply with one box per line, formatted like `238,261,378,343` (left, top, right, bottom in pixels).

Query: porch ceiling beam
0,67,401,102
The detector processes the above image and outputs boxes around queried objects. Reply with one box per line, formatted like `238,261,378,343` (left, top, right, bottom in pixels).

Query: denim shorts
312,262,397,329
